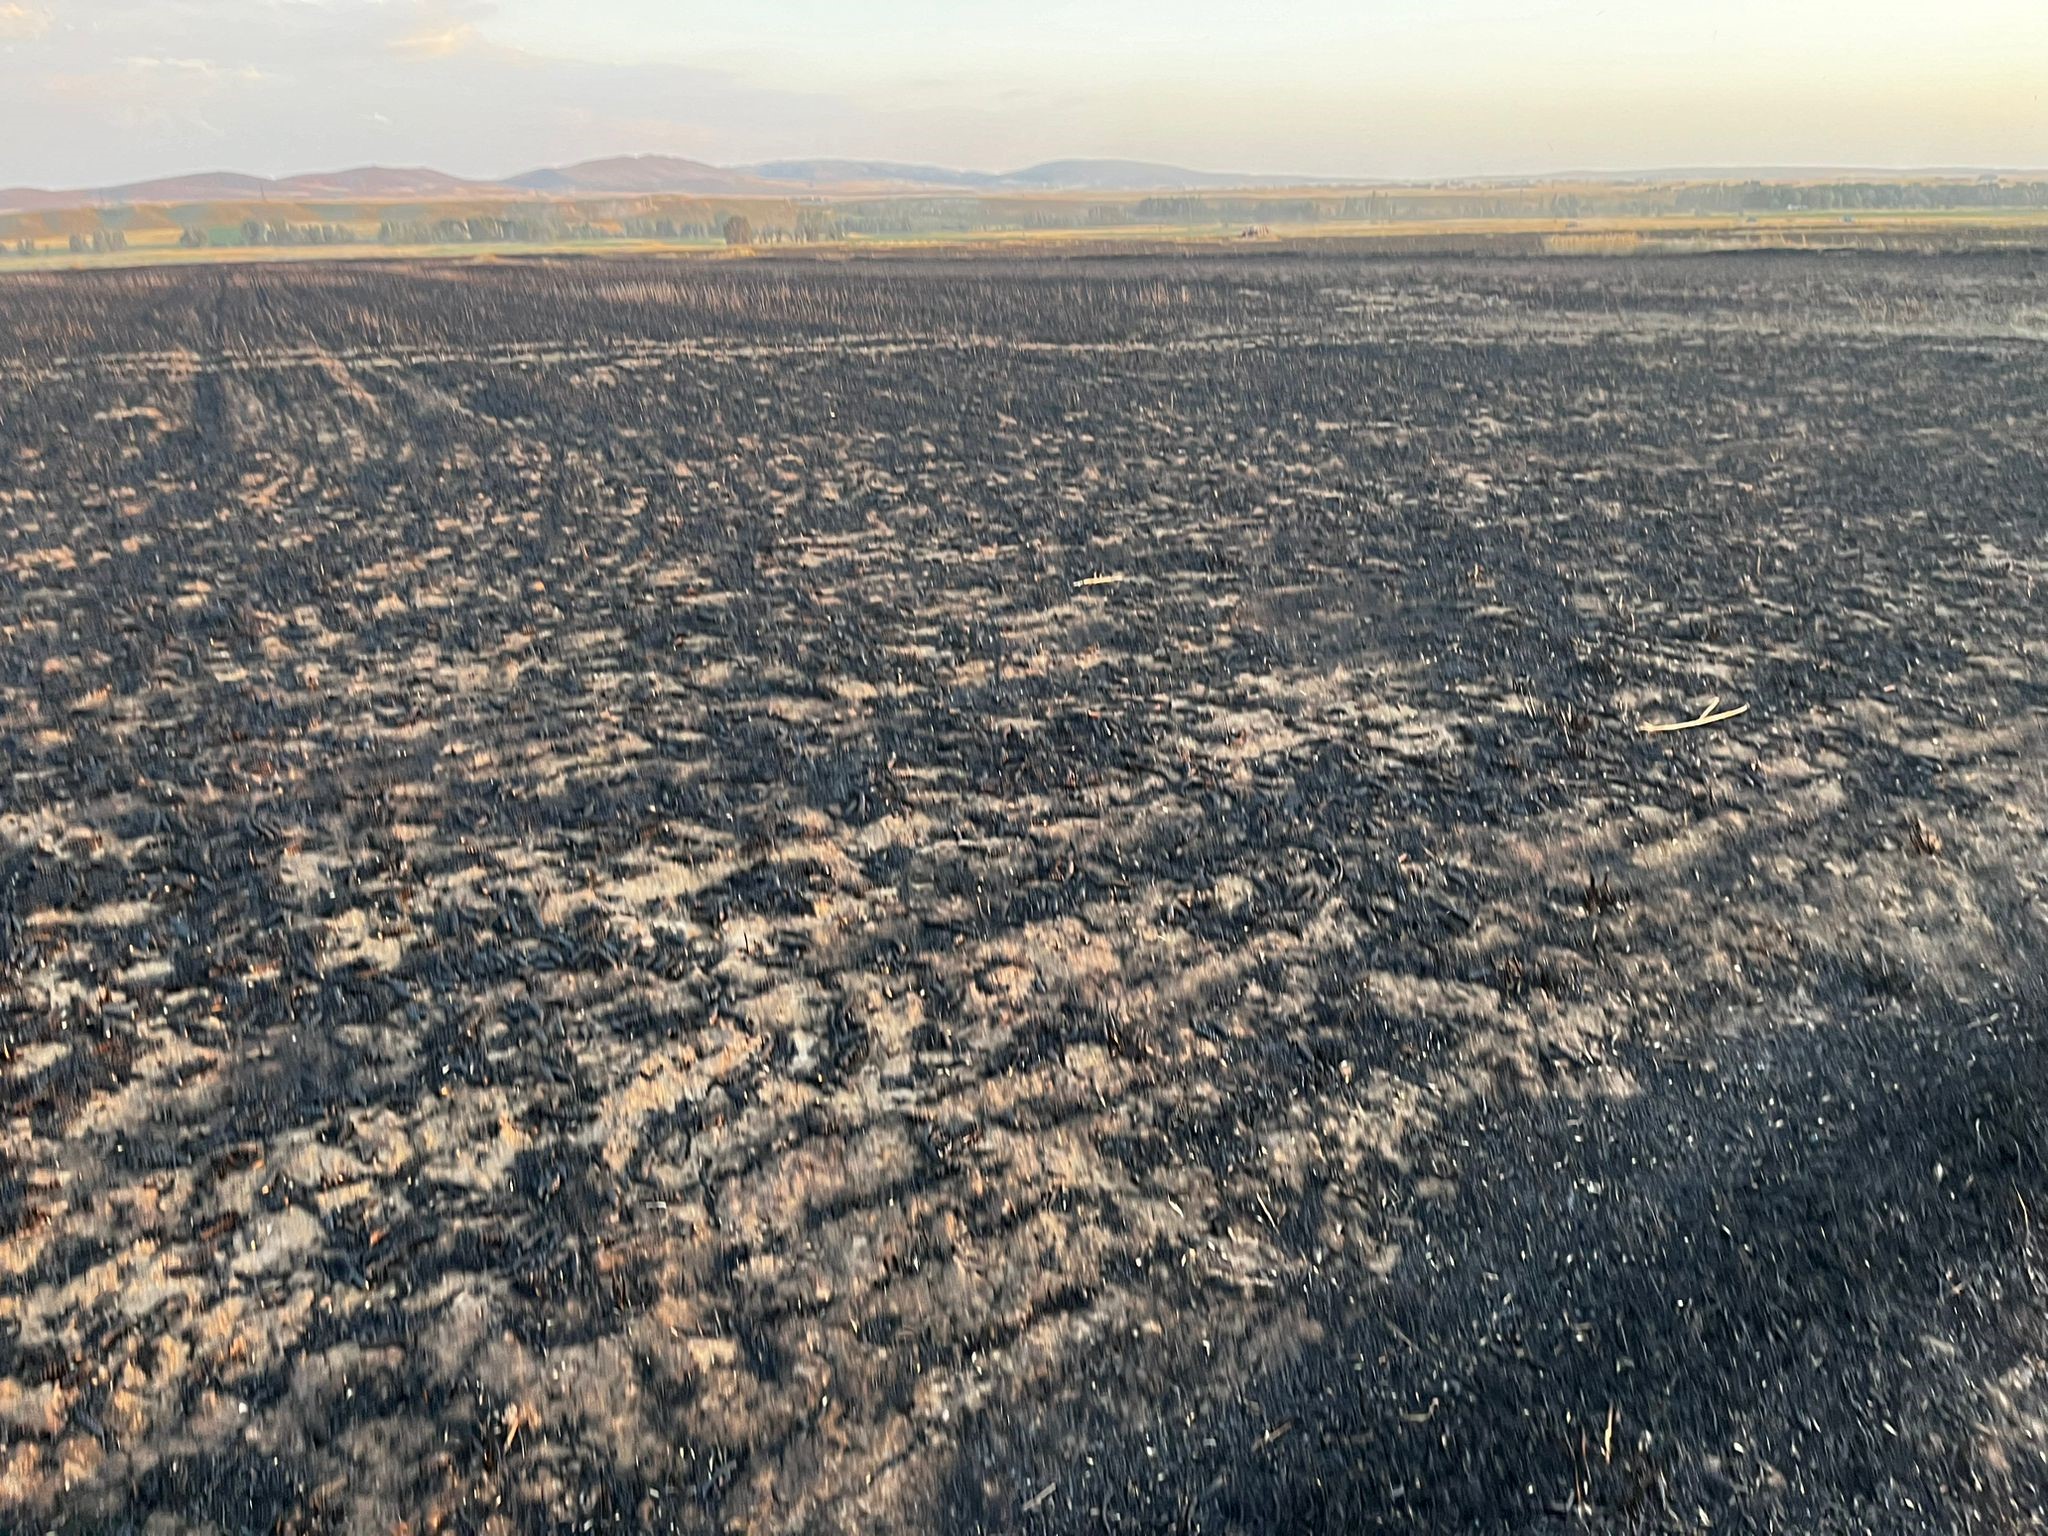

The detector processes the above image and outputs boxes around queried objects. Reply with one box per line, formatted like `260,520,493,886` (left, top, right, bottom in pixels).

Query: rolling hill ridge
0,156,1325,213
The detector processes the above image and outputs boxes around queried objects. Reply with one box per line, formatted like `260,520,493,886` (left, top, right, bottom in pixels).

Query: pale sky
3,0,2045,187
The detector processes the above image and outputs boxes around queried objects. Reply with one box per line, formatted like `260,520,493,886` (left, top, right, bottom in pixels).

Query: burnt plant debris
0,252,2044,1532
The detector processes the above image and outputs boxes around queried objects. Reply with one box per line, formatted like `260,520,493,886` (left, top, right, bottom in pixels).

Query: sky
2,0,2045,187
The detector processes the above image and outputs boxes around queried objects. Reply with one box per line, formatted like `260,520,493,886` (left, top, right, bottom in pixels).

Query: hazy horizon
4,0,2045,189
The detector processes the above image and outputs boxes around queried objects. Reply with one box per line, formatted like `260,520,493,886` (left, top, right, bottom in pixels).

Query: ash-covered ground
1,252,2044,1532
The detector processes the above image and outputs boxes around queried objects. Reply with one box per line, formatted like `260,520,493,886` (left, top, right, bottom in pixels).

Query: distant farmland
6,176,2048,266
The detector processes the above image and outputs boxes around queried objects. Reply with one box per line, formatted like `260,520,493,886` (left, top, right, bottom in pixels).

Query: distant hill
0,166,499,213
0,172,276,211
505,156,779,196
0,187,91,213
745,160,995,191
998,159,1316,190
742,159,1308,192
14,155,2023,220
0,155,1339,214
1550,165,2042,183
272,167,499,198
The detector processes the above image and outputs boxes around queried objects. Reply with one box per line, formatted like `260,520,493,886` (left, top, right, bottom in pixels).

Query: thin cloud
0,2,49,40
119,56,272,80
7,0,2043,188
0,0,873,184
390,24,485,60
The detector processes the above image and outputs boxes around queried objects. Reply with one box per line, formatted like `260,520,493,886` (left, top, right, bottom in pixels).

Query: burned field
1,251,2044,1532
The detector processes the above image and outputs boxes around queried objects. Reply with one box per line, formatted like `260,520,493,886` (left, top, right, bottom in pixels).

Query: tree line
9,178,2048,259
2,231,131,255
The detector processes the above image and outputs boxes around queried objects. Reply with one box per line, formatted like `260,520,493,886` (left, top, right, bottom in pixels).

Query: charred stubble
0,252,2044,1532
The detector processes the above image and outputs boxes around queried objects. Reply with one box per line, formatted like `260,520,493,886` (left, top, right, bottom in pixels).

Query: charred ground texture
1,253,2045,1533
